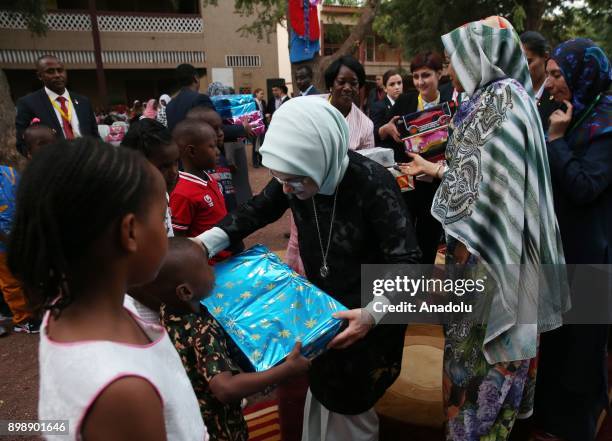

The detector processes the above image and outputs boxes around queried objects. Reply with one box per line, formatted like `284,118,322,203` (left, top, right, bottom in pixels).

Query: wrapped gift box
202,244,347,371
395,101,456,163
357,147,395,168
388,167,415,192
211,95,256,118
229,111,266,137
357,147,414,192
211,94,266,137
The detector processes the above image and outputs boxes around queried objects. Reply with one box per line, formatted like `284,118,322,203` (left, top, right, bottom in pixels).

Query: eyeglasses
270,173,307,192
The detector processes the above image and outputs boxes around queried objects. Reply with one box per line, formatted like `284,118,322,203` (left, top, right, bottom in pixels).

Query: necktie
56,96,75,140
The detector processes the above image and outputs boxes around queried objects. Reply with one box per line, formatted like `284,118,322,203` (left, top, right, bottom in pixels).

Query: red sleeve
169,191,195,233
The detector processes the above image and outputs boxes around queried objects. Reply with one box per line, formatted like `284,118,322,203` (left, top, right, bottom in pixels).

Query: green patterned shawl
433,17,570,363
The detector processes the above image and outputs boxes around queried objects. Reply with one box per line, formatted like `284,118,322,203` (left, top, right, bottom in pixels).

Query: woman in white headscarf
156,93,171,127
196,96,420,441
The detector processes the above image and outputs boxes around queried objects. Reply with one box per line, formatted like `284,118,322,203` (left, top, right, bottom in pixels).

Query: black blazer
256,99,267,114
537,88,558,134
266,96,290,116
302,86,321,96
166,88,247,141
15,88,99,155
166,88,214,132
371,96,395,145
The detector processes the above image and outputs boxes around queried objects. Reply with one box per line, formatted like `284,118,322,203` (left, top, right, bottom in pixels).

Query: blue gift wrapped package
202,244,347,372
211,94,257,119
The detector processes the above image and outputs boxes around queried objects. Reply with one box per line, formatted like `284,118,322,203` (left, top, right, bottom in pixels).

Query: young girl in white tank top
7,138,207,440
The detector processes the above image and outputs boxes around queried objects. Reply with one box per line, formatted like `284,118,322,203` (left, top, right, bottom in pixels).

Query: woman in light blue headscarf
196,96,420,441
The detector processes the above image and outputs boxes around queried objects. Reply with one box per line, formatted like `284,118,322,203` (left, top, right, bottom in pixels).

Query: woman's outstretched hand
327,308,374,350
399,153,442,178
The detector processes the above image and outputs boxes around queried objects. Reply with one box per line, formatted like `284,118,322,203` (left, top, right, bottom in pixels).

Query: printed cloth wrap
434,17,570,364
202,244,347,371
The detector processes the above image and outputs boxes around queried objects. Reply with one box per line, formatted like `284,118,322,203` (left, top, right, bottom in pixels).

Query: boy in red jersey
170,119,227,240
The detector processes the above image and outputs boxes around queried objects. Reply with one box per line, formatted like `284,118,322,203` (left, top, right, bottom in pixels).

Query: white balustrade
0,49,205,66
0,10,203,33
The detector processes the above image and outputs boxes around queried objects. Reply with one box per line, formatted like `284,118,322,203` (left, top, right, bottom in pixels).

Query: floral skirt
443,238,537,440
443,321,537,441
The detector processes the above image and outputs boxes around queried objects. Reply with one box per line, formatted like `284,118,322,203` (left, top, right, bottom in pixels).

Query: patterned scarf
433,17,569,364
550,38,612,146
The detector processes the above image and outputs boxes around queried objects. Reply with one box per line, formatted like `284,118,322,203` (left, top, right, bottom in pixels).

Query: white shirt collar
45,86,70,102
535,82,546,100
386,95,396,106
300,85,314,96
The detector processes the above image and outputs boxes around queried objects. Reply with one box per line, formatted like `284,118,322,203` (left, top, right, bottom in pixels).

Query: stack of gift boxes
211,94,266,138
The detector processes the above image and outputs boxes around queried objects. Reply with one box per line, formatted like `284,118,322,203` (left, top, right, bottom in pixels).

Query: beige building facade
0,2,412,106
0,0,288,107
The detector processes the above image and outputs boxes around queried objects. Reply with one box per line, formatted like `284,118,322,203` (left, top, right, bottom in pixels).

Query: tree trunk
0,69,22,168
523,0,547,31
290,0,381,92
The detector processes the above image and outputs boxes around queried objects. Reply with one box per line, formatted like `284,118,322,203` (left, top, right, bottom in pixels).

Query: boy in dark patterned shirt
147,237,310,441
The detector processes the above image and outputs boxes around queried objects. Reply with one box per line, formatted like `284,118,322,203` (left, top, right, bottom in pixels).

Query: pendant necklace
312,187,339,278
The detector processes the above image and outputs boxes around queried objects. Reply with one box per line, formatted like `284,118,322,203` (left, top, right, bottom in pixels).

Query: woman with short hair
377,52,454,264
324,56,375,151
520,31,557,133
370,68,403,145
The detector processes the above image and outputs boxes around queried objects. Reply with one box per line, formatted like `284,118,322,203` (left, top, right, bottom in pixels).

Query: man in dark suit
166,64,214,132
366,74,385,117
295,65,320,96
15,55,99,155
265,85,290,121
166,64,252,140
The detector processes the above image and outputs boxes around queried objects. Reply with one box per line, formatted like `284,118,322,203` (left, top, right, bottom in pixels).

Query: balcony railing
0,49,205,66
0,10,203,33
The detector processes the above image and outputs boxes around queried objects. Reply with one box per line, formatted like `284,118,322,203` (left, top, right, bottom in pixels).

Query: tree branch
317,0,381,73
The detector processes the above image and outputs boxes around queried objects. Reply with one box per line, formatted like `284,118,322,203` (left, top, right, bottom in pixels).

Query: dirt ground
0,146,290,440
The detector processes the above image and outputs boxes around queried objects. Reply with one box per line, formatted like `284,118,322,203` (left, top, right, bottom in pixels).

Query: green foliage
375,0,511,55
323,0,363,5
202,0,287,42
204,0,610,57
0,0,47,35
540,1,611,55
510,3,526,32
375,0,612,58
324,22,352,44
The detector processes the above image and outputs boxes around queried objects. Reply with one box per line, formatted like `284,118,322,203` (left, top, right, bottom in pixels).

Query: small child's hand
285,341,311,374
